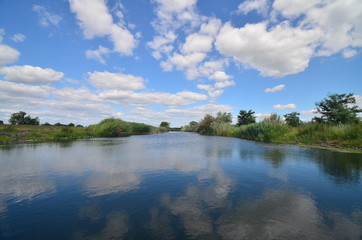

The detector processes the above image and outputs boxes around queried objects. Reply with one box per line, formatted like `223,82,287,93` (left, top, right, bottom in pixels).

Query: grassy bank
0,118,162,144
183,117,362,152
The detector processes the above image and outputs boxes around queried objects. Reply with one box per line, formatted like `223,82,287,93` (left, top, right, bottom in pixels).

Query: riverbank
0,118,163,144
183,120,362,153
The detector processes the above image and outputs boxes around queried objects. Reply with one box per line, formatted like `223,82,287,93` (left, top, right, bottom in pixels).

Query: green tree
159,121,170,128
215,112,232,124
188,121,198,132
284,112,301,127
237,110,256,126
9,111,40,125
314,93,361,124
196,114,215,134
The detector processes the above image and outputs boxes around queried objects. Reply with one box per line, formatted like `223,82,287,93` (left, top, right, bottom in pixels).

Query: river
0,132,361,239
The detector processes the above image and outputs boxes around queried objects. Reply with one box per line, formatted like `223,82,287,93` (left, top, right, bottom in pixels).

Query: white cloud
272,0,362,57
53,87,101,103
69,0,137,56
11,33,26,43
342,49,358,58
197,84,225,99
238,0,269,16
209,71,231,81
200,18,222,36
216,22,320,77
214,80,235,89
0,65,63,84
304,0,362,56
85,45,110,64
166,103,234,119
168,52,207,70
88,71,145,90
272,0,321,18
100,89,207,107
300,109,318,116
33,5,62,27
0,44,20,66
0,80,52,98
148,31,176,59
197,84,213,92
186,59,229,80
182,33,213,53
155,0,197,13
264,84,285,93
273,104,297,110
255,113,272,120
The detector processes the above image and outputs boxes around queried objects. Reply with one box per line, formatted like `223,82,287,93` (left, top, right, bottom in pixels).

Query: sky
0,0,361,127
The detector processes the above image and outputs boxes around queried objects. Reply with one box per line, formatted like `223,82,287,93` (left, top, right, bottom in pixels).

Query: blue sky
0,0,361,126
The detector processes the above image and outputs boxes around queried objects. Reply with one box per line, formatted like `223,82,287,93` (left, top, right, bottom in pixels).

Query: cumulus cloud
0,65,63,84
0,80,52,98
215,0,362,77
182,34,214,53
53,87,101,103
167,52,207,70
88,71,145,90
148,31,177,59
11,33,26,43
238,0,269,16
100,89,207,107
85,45,110,64
264,84,285,93
216,22,320,77
209,71,231,81
69,0,137,56
33,5,62,27
273,104,297,110
0,44,20,66
214,80,235,89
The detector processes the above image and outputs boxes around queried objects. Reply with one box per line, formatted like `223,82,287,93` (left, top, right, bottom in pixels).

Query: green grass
0,118,162,144
189,119,362,152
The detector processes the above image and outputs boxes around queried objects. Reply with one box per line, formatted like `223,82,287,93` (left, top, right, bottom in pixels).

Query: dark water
0,132,361,239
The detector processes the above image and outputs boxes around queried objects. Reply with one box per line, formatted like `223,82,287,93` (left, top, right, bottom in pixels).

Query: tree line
1,111,83,127
183,93,361,133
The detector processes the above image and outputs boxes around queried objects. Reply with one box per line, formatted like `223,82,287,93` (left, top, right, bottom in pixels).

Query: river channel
0,132,361,239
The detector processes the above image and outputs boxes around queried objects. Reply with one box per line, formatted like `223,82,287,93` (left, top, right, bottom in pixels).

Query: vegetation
314,93,361,124
284,112,301,127
9,111,40,125
237,110,256,126
182,94,362,151
0,116,161,144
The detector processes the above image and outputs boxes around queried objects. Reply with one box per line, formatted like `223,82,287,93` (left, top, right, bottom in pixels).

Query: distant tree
9,111,40,125
159,121,170,128
189,121,198,131
68,123,75,127
196,114,215,134
76,124,83,127
284,112,301,127
237,110,256,126
54,122,64,126
215,112,232,124
0,120,3,125
42,122,52,126
314,93,361,124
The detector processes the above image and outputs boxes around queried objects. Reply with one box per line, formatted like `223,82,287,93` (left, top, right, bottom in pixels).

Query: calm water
0,132,362,239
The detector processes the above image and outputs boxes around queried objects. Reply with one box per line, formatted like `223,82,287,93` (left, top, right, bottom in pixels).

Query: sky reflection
0,133,361,239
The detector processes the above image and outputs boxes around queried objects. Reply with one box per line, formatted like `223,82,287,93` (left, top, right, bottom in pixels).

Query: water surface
0,132,361,239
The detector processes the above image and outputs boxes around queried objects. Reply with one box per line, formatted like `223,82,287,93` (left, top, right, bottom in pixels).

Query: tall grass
85,118,155,137
188,114,362,149
0,118,160,144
